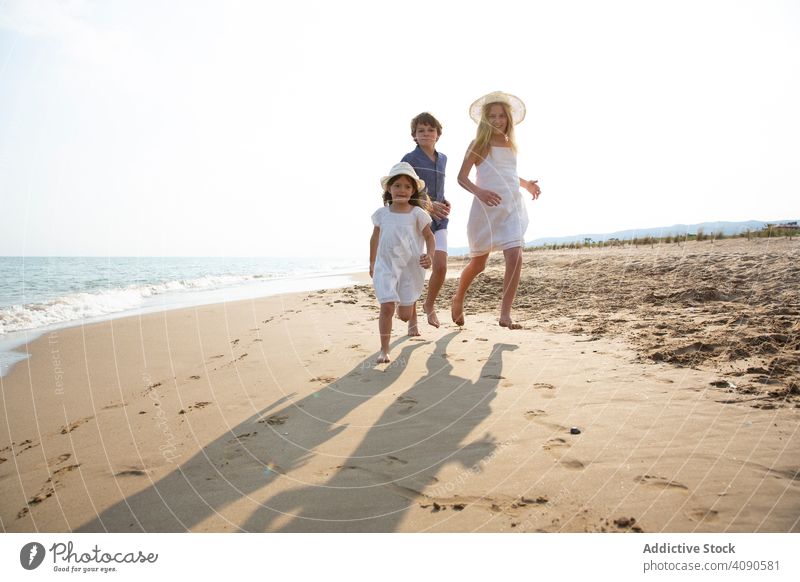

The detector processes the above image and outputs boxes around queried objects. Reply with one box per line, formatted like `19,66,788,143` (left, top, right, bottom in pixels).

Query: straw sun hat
380,162,426,192
469,90,526,125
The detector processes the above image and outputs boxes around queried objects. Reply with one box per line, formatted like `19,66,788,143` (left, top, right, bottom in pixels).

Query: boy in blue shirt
402,112,449,330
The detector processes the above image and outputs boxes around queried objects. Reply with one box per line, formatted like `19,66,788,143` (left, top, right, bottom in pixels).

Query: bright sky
1,0,798,257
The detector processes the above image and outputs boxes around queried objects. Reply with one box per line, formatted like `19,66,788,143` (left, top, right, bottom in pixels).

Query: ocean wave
0,273,269,335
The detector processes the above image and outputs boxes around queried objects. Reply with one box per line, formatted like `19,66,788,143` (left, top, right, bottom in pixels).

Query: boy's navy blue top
401,146,448,232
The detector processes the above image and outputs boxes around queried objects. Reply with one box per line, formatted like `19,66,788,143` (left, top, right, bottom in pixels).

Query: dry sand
0,237,797,532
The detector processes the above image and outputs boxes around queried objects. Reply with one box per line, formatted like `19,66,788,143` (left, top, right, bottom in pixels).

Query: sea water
0,256,366,376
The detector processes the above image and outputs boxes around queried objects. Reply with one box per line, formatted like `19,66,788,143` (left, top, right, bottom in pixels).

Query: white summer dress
467,146,529,257
371,205,432,305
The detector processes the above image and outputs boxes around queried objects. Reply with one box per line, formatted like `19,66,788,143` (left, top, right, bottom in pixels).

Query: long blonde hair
471,101,517,162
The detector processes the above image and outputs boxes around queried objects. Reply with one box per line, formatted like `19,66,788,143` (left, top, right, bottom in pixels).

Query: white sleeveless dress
467,146,529,257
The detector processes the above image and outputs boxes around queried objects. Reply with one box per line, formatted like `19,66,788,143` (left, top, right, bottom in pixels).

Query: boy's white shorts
434,229,448,255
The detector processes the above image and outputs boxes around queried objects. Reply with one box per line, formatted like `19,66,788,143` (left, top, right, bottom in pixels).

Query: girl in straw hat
452,91,541,329
369,162,436,363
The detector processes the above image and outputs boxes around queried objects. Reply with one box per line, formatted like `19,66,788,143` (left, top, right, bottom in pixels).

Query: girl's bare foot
407,310,420,336
377,351,390,364
499,318,523,330
451,300,465,326
422,303,440,328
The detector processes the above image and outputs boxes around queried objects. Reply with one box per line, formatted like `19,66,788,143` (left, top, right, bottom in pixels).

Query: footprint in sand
542,437,585,470
179,401,212,415
763,467,800,482
542,437,569,451
227,432,257,444
48,453,72,466
395,396,418,415
634,474,689,491
524,409,547,420
17,464,81,519
60,417,93,435
533,383,557,399
310,375,337,384
53,464,80,477
611,516,643,532
141,382,162,396
558,459,586,470
686,508,719,523
114,468,148,477
258,415,288,425
510,496,549,510
14,439,39,455
384,455,408,465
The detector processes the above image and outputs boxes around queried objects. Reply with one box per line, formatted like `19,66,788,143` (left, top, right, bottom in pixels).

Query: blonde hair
471,101,517,161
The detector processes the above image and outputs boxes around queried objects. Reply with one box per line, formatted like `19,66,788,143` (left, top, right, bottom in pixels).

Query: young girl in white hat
369,162,436,363
452,91,541,329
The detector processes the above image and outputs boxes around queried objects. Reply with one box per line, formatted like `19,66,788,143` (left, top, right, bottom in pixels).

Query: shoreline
0,270,369,378
1,238,797,532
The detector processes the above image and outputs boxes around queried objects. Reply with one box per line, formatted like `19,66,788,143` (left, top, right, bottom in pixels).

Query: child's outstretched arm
419,224,435,269
369,226,380,277
520,177,541,200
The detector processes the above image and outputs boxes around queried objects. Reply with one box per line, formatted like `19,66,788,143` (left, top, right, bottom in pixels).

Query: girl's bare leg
499,246,523,329
378,302,395,362
422,251,447,328
398,304,420,336
451,253,488,326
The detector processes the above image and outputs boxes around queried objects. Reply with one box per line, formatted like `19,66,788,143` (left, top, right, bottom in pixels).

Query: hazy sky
1,0,798,257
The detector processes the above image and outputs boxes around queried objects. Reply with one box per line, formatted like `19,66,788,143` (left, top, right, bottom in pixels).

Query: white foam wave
0,274,265,335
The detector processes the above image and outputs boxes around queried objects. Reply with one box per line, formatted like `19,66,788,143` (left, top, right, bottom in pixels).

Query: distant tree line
527,223,799,252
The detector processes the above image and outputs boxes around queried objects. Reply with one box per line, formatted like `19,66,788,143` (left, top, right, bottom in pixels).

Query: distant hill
447,219,797,256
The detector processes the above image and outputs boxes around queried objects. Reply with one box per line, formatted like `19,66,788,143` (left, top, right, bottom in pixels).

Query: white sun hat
380,162,426,192
469,90,526,125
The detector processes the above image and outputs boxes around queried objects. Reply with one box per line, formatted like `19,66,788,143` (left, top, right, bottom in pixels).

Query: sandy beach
1,237,797,533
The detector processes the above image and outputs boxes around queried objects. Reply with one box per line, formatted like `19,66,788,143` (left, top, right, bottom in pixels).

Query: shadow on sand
77,334,517,532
